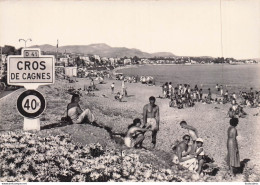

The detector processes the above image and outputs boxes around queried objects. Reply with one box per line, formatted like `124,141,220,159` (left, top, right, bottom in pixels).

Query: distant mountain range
29,43,176,58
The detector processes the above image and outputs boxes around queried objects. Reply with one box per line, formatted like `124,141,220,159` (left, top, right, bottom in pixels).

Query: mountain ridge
29,43,176,58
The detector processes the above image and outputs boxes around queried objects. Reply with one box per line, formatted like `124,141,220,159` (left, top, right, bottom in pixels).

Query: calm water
118,64,260,93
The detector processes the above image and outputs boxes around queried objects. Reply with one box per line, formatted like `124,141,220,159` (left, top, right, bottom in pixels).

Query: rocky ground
0,76,260,182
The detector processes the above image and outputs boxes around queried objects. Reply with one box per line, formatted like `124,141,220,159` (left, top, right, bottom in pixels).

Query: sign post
7,48,55,131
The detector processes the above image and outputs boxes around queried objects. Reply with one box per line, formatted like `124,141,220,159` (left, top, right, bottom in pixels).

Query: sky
0,0,259,59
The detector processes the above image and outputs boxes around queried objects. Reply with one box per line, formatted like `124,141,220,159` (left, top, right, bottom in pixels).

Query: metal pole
19,38,32,48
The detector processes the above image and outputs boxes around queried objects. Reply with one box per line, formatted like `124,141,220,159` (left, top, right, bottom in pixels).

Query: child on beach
194,138,205,175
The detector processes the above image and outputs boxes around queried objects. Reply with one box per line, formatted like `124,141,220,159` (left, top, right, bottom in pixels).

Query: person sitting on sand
124,118,150,148
172,135,198,172
228,100,247,118
115,92,123,102
177,97,184,109
169,98,175,107
180,121,198,154
223,90,229,103
65,94,96,124
194,138,205,175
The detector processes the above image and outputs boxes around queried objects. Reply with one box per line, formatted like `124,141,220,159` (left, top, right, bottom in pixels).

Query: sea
118,64,260,94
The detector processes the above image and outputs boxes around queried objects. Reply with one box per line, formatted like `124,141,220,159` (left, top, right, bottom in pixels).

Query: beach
1,73,260,181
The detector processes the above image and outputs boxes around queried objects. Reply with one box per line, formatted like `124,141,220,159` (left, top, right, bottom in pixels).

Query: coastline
112,65,140,75
0,75,260,181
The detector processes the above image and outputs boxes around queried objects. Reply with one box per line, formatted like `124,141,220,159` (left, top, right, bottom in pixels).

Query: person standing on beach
111,82,115,94
169,82,173,98
227,118,240,176
207,88,212,101
143,96,160,148
199,89,203,101
90,79,95,91
121,80,127,96
220,85,224,96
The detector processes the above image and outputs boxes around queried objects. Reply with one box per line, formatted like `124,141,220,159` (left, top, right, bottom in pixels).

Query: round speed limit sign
17,90,46,119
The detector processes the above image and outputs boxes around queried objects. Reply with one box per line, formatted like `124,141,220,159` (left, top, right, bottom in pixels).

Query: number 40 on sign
17,89,46,119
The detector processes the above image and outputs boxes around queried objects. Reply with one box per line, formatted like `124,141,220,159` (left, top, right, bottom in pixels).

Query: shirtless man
66,94,96,124
180,121,198,154
143,96,160,148
172,135,198,171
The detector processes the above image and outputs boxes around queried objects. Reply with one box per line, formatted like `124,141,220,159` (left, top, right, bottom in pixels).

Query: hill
30,43,176,58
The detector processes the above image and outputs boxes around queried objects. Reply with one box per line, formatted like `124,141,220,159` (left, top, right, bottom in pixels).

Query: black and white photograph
0,0,259,183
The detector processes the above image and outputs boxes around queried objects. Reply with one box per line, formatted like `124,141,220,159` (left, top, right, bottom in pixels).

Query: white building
64,67,77,77
124,59,131,65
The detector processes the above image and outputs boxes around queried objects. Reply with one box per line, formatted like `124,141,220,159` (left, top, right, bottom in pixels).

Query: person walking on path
143,96,160,148
227,118,240,176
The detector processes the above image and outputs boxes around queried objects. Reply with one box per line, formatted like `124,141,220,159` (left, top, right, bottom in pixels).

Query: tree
2,45,16,55
133,56,139,64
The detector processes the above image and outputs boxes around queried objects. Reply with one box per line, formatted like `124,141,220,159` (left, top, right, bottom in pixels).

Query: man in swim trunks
66,94,96,124
143,96,160,148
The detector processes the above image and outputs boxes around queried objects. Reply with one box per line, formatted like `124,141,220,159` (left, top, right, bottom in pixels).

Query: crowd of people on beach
159,82,260,110
60,73,260,177
161,82,215,109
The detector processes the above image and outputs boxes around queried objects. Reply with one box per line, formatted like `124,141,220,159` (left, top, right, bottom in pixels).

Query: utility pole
0,46,2,62
56,39,59,63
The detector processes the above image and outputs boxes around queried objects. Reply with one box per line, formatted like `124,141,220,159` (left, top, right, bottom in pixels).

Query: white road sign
7,48,55,89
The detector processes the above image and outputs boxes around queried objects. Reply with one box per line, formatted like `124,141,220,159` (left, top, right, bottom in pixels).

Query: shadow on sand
41,121,73,130
126,95,135,98
41,119,127,147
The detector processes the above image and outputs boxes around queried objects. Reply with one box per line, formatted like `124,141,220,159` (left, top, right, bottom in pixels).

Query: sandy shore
1,76,260,181
72,77,260,172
